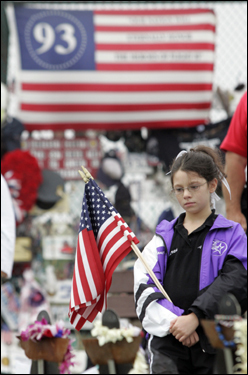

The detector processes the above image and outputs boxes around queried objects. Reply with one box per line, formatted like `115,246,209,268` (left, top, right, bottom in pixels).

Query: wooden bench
107,270,138,320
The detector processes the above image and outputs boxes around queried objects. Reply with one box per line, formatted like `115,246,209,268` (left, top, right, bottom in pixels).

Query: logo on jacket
169,248,178,256
211,240,228,256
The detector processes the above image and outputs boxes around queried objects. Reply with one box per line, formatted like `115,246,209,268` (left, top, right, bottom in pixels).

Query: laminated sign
22,135,101,180
10,5,216,130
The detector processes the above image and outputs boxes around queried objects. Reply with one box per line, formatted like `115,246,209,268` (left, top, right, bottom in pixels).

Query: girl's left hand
169,313,199,343
182,331,199,347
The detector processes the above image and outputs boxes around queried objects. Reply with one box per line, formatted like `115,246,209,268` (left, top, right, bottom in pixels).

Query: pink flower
20,320,75,374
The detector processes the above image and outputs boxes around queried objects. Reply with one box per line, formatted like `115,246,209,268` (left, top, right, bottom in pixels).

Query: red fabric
1,150,42,224
220,91,247,158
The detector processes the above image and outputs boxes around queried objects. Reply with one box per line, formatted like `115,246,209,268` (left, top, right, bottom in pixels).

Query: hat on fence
97,151,124,187
115,182,135,219
36,169,65,210
1,117,25,153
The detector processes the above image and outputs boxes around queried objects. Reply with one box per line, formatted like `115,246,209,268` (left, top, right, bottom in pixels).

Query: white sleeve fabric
1,174,16,278
134,235,183,337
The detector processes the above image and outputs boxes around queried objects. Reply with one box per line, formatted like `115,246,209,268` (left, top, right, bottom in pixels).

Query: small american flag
69,178,139,331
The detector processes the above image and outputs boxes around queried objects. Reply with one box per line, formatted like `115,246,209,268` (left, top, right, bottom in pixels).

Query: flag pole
78,167,172,303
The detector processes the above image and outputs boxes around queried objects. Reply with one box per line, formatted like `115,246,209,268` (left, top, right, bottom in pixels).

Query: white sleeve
134,235,183,337
1,174,16,278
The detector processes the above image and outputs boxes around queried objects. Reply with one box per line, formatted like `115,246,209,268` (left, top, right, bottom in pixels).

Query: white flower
233,319,247,374
91,321,141,347
128,348,149,374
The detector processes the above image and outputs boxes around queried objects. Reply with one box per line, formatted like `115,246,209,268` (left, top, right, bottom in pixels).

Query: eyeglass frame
171,181,208,196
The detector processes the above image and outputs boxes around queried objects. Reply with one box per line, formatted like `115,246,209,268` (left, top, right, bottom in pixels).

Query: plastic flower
19,319,75,374
91,320,141,346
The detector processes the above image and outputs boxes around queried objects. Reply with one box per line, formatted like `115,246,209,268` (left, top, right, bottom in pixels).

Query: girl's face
172,170,217,215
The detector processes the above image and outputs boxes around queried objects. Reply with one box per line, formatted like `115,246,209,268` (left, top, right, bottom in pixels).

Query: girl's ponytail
191,145,226,181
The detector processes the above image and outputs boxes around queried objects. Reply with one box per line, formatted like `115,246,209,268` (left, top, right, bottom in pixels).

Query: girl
134,146,247,374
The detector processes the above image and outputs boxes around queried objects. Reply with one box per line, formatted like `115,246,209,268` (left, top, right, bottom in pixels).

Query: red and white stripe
69,293,105,331
97,212,137,291
69,228,105,329
69,211,138,330
13,7,216,131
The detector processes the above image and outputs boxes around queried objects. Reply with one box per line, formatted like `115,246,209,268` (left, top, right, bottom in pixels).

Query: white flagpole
78,167,172,303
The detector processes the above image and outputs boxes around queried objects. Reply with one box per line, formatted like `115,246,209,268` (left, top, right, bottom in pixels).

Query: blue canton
79,179,117,238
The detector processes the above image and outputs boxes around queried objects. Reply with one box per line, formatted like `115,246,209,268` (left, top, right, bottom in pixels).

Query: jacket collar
156,217,177,235
156,214,233,235
209,214,233,231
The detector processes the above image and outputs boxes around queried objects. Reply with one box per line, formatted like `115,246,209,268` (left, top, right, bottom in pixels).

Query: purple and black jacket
134,214,247,339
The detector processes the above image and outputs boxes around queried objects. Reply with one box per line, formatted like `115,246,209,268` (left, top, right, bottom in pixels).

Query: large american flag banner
69,178,139,331
9,4,216,131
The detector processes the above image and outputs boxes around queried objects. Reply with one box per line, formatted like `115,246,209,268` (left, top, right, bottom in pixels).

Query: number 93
33,22,77,55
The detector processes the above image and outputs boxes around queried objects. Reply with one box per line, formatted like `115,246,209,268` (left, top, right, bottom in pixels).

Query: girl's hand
182,331,199,347
169,313,199,342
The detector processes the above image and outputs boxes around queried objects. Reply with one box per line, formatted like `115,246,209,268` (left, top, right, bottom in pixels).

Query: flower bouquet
17,318,75,374
82,320,142,365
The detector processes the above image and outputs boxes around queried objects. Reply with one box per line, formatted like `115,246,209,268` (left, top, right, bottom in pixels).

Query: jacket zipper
197,232,208,294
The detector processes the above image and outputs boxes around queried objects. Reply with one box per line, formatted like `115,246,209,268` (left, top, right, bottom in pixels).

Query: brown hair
170,145,226,186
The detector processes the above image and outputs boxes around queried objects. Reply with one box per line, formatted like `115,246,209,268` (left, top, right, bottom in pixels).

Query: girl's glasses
172,182,207,196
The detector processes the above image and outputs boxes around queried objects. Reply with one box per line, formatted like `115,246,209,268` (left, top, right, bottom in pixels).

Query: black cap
36,169,65,210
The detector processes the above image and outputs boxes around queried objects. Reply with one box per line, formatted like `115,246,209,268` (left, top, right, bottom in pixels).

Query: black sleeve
189,255,247,319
